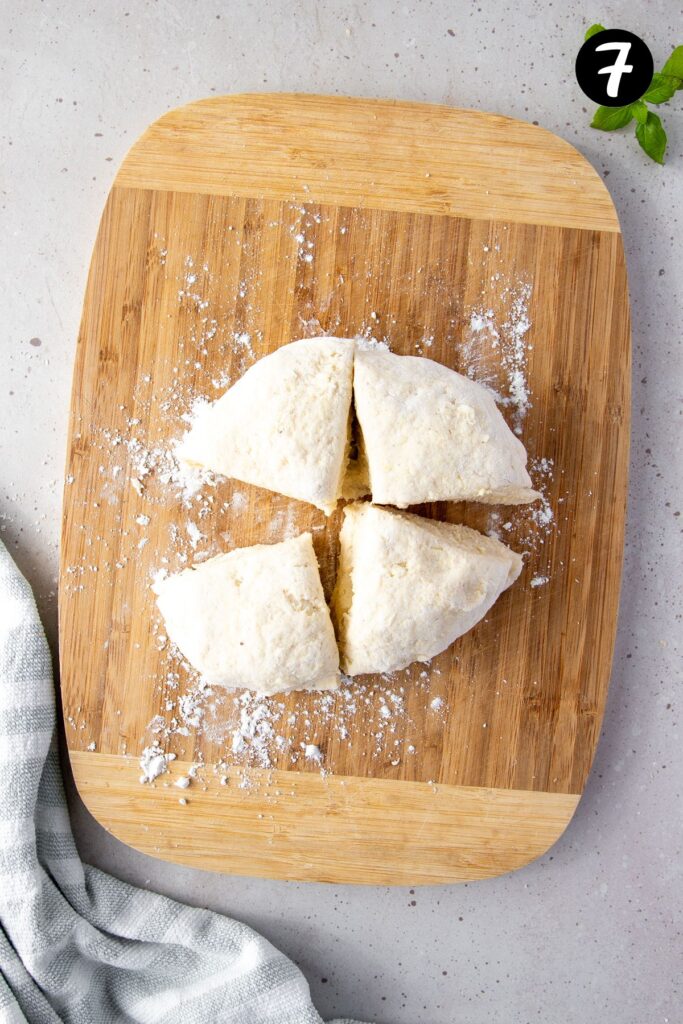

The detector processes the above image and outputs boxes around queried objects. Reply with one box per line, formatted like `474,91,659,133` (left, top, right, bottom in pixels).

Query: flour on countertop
178,682,210,729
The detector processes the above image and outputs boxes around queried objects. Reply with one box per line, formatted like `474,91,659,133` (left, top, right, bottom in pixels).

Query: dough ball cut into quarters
153,532,339,696
177,337,354,515
332,503,523,677
353,346,540,507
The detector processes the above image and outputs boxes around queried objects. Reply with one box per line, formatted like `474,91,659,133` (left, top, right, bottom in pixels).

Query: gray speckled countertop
2,2,681,1021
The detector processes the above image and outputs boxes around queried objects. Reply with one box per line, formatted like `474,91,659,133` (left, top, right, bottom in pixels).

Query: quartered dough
353,346,539,507
153,533,339,695
332,503,523,676
177,337,354,514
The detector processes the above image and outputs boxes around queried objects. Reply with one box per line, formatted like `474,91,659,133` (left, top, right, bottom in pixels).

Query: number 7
595,41,634,98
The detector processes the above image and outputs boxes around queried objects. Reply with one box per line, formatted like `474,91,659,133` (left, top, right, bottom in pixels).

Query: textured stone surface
1,2,680,1021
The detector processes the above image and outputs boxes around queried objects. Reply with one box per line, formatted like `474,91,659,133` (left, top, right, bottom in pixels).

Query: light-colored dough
353,346,539,507
153,533,339,695
177,337,354,514
332,503,523,676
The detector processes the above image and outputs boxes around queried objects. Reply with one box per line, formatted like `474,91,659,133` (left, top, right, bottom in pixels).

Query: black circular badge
575,29,653,106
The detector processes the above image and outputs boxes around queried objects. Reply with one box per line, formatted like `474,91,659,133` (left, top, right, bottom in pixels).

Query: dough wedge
177,337,354,514
154,532,339,695
353,346,539,507
332,503,523,676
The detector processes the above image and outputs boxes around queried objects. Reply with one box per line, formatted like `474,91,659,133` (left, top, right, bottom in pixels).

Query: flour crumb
530,494,554,530
151,568,168,588
230,693,280,768
354,334,390,353
232,331,253,357
487,510,501,541
186,522,204,549
139,743,175,784
304,743,323,763
178,683,209,729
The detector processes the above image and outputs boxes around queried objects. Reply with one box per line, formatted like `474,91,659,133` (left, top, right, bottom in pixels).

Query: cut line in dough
177,337,354,514
176,337,538,516
332,503,523,676
353,345,540,508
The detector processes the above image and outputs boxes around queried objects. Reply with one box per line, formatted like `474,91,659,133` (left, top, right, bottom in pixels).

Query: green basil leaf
591,104,635,131
635,111,667,164
661,45,683,79
631,99,648,124
585,23,606,40
643,73,681,104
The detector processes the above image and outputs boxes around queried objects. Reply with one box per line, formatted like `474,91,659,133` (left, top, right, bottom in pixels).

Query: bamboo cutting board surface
59,94,630,885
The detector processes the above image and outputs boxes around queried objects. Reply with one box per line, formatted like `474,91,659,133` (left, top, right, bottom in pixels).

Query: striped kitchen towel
0,539,364,1024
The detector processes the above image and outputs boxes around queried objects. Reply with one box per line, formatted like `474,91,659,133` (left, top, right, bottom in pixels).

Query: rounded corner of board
501,795,582,879
544,136,622,232
485,108,622,233
114,92,260,171
67,749,121,830
141,90,253,125
109,92,623,233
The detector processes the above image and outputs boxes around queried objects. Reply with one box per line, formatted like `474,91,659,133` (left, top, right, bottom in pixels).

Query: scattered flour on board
354,333,391,352
141,658,437,777
462,280,533,434
528,457,555,534
186,521,204,549
139,744,176,784
230,692,283,767
486,454,556,566
232,331,253,357
62,222,557,793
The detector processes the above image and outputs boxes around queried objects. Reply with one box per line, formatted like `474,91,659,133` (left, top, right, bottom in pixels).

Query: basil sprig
585,25,682,164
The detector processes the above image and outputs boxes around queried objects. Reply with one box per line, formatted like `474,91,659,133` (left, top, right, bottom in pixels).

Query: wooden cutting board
59,94,630,885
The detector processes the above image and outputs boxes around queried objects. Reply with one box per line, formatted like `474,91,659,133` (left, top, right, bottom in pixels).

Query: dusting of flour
462,280,533,435
62,212,558,796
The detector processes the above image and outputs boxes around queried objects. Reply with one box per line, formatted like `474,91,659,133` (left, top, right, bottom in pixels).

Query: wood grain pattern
116,94,619,231
59,94,630,884
70,752,579,885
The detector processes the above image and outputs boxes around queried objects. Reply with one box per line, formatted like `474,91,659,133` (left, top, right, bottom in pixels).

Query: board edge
112,91,622,232
68,749,581,886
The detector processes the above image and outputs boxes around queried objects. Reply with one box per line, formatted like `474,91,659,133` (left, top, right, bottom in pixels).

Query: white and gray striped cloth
0,539,364,1024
